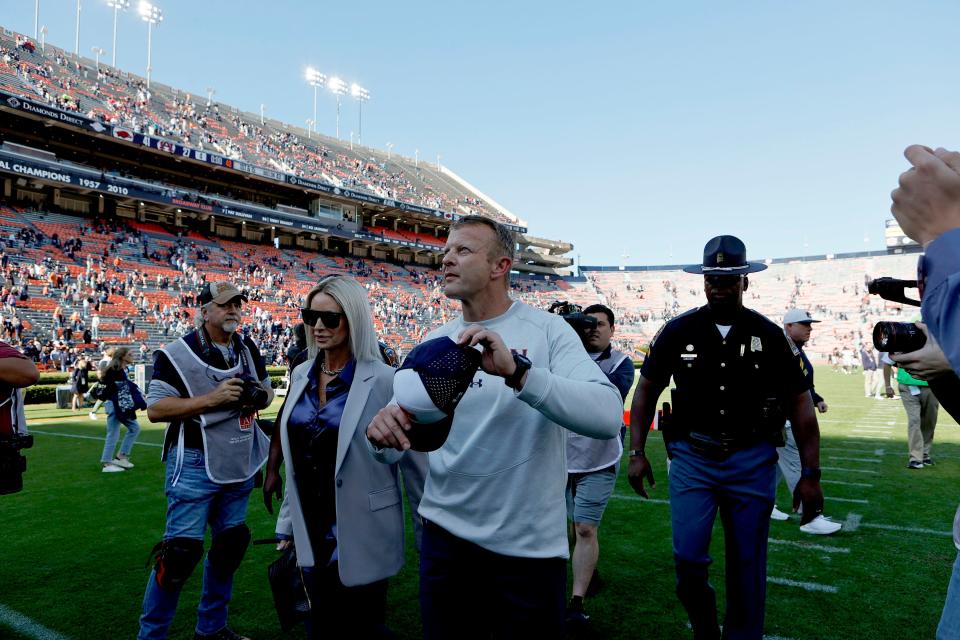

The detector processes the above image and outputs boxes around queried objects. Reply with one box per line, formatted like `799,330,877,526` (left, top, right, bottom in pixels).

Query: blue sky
3,1,958,266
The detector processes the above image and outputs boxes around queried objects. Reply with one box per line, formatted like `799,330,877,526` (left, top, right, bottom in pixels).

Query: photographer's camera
0,432,33,495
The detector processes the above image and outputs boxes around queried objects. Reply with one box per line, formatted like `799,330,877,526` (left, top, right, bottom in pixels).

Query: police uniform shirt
641,306,809,436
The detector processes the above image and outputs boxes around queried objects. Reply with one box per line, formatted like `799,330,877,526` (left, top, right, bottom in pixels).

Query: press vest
566,348,629,473
159,337,270,484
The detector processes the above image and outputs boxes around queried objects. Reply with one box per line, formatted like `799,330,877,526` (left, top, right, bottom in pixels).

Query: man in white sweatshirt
367,215,624,639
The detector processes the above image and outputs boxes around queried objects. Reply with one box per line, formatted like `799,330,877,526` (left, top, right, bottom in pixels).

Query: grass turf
0,370,958,639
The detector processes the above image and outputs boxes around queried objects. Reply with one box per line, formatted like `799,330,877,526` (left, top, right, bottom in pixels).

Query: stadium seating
0,26,520,228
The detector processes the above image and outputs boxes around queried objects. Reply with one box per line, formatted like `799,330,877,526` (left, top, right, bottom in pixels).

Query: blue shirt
288,357,356,440
287,357,355,565
920,228,960,376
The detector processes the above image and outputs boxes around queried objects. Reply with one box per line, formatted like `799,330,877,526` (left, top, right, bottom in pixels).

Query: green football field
1,370,958,639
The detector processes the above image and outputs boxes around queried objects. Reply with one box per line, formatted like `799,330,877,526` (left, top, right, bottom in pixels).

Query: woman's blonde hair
303,275,380,363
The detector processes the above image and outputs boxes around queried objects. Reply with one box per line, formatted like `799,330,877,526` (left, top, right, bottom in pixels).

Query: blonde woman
265,276,410,638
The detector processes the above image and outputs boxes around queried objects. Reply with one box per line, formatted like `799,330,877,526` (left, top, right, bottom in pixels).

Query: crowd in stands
0,26,517,227
0,189,924,372
578,252,920,362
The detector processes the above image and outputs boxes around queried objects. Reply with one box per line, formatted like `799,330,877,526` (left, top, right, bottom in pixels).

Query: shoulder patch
650,323,667,348
782,329,800,356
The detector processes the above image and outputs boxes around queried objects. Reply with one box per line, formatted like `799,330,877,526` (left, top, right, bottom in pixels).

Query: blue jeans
938,551,960,639
138,448,255,640
100,401,141,463
668,439,777,640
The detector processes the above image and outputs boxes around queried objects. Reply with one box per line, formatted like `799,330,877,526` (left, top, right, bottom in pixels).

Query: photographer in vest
565,303,635,630
139,281,273,640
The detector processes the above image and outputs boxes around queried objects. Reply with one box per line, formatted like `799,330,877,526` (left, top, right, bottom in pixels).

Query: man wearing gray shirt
367,216,623,638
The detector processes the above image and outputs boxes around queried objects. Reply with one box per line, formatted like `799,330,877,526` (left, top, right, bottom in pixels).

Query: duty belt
684,430,767,461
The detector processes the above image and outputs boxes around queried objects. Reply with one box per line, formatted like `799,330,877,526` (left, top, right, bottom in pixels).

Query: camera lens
873,322,926,353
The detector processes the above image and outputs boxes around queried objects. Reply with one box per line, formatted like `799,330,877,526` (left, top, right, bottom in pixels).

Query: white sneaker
770,506,790,521
800,515,842,535
111,458,134,469
88,412,98,420
102,464,125,473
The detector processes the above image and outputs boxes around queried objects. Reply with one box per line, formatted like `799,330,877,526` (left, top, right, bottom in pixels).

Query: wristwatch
628,449,646,458
800,467,821,481
504,353,532,390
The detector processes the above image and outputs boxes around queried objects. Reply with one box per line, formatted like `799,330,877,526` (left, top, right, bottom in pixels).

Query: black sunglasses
301,309,344,329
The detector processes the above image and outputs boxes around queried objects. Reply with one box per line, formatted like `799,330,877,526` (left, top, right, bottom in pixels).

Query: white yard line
768,538,850,554
767,576,838,593
847,435,892,440
29,430,162,448
826,496,870,504
860,522,952,537
844,512,951,537
822,479,874,488
611,494,671,505
826,456,881,464
0,604,70,640
821,466,878,475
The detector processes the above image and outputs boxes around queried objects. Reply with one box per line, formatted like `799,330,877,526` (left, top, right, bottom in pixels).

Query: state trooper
627,236,825,640
139,281,273,640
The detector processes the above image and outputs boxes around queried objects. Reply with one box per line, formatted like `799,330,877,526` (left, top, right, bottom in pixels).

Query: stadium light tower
385,142,394,159
138,1,162,88
350,83,370,145
305,119,314,140
260,103,266,125
107,0,130,67
328,76,347,139
304,67,326,137
205,87,215,106
91,46,106,70
39,25,48,52
34,0,40,40
74,0,82,57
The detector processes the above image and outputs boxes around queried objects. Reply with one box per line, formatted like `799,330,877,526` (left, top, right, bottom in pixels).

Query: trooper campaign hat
683,235,768,275
198,281,248,306
393,336,482,452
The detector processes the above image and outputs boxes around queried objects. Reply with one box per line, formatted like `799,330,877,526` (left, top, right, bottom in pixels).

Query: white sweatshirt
417,301,623,558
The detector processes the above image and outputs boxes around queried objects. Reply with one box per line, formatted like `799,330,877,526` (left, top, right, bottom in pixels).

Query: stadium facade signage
0,90,102,131
231,159,285,182
0,159,73,184
171,197,214,213
287,175,337,194
0,88,528,234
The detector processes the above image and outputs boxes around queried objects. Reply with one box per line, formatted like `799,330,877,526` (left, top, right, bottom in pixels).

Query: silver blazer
276,358,405,586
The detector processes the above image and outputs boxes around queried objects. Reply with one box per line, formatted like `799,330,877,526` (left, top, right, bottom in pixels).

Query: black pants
301,561,393,639
420,521,566,640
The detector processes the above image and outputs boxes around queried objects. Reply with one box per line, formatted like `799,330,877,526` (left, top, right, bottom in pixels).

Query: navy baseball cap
393,336,482,452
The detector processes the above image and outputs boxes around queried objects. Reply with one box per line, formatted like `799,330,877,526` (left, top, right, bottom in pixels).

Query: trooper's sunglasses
704,275,745,288
301,309,344,329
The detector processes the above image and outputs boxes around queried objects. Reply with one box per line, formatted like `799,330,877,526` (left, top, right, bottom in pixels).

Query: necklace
320,361,344,376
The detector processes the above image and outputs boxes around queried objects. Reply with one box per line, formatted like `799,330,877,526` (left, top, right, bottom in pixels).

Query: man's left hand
816,401,828,414
891,145,960,246
890,323,953,381
792,477,825,526
458,326,517,378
